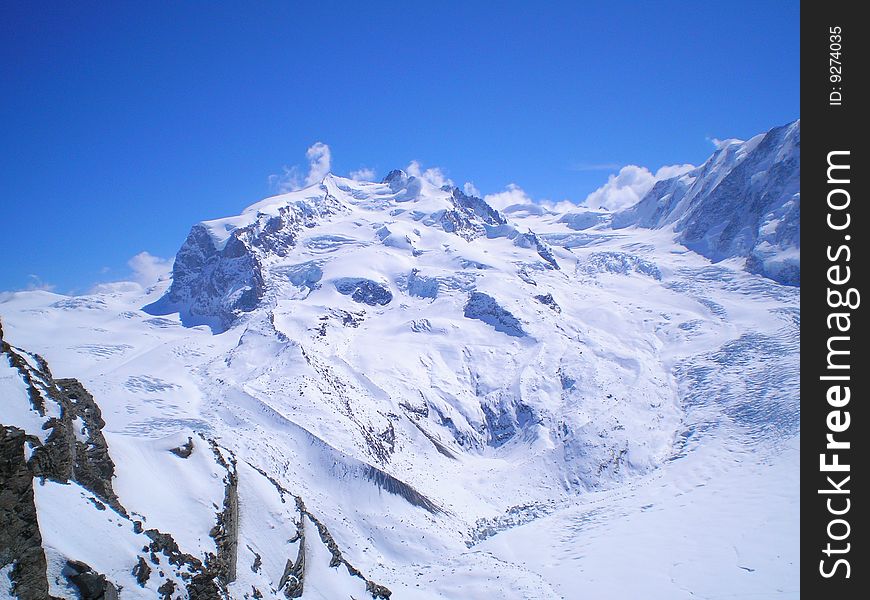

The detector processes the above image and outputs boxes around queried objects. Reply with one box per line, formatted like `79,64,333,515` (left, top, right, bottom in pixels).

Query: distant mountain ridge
149,119,800,335
613,120,800,285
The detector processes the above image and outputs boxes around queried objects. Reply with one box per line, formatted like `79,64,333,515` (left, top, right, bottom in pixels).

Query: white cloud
304,142,332,186
540,198,582,213
583,164,694,211
349,167,376,181
484,183,533,211
25,274,55,292
268,165,302,192
708,136,743,150
655,163,696,180
483,183,580,214
269,142,333,192
127,252,173,287
406,160,453,187
569,162,622,172
463,181,480,197
89,281,143,295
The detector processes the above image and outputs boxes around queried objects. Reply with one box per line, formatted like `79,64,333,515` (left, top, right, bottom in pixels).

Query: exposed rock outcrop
277,519,305,598
333,278,393,306
295,497,392,599
1,323,124,516
169,436,195,458
132,555,151,587
464,292,527,337
64,560,119,600
209,441,239,588
145,187,346,331
55,378,125,515
0,426,50,600
249,463,392,599
533,293,561,313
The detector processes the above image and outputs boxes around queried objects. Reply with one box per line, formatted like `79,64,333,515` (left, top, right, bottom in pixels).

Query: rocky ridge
1,320,392,599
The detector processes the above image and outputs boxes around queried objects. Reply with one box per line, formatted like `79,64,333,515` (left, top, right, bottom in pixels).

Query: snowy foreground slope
1,134,798,599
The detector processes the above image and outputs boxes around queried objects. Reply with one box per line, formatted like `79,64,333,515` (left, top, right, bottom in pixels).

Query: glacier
1,122,799,599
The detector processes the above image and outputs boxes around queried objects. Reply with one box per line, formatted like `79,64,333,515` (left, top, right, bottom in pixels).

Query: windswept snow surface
0,170,798,598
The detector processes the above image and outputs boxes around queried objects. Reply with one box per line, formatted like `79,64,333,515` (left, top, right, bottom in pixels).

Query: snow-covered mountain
1,131,799,599
613,120,800,285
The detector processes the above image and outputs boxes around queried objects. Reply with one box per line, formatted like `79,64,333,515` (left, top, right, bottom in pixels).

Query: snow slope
1,152,799,598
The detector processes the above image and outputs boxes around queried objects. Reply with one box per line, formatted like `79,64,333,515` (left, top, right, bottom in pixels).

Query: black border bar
802,2,866,596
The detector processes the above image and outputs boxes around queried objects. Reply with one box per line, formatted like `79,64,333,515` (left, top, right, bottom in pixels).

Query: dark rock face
449,187,506,228
534,293,561,313
512,231,560,270
295,498,392,599
2,322,130,597
382,169,407,185
157,579,176,600
363,466,441,513
1,323,124,515
186,572,222,600
132,555,151,586
614,120,800,285
4,329,238,597
434,189,560,270
278,531,305,599
3,322,289,599
22,375,125,515
169,436,195,458
0,427,50,600
334,278,393,306
143,528,223,598
252,467,393,600
64,560,119,600
208,441,239,588
464,292,527,337
146,190,345,332
483,400,536,448
145,224,265,332
55,379,125,514
436,187,507,242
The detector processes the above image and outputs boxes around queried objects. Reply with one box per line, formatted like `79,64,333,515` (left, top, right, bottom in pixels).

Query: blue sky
0,1,799,293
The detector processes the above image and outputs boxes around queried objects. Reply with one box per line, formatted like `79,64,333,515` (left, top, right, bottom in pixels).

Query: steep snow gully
1,120,799,599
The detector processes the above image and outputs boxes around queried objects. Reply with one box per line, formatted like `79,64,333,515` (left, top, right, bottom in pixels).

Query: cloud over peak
304,142,331,186
349,167,376,181
270,142,333,192
128,251,173,287
583,163,694,211
405,160,453,188
483,183,532,211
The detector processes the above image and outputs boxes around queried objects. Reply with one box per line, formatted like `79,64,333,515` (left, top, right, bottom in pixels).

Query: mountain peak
381,169,408,184
613,119,799,285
